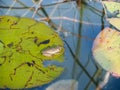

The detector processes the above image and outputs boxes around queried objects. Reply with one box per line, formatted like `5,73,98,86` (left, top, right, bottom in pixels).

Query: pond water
0,0,120,90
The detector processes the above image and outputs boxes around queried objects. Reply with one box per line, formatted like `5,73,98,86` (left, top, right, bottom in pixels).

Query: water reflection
0,0,112,90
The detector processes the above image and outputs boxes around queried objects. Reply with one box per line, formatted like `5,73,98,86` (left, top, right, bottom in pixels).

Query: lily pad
46,79,78,90
0,16,64,89
92,27,120,77
107,18,120,31
103,1,120,17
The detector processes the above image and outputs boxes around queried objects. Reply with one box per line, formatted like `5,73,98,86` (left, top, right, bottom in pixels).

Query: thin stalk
72,2,83,79
64,40,98,86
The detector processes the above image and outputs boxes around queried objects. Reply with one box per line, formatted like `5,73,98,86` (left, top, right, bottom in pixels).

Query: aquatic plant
0,15,64,89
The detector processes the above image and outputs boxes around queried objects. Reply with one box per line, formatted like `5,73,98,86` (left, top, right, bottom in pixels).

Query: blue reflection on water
0,0,119,90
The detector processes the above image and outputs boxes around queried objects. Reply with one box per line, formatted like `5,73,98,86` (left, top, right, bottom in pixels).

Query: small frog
41,46,63,57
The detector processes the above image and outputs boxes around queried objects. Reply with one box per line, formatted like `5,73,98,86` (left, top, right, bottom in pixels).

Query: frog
0,15,64,89
41,45,64,57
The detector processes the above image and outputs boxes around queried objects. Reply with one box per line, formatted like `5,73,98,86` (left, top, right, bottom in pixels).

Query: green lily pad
0,16,64,89
103,1,120,17
107,18,120,31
